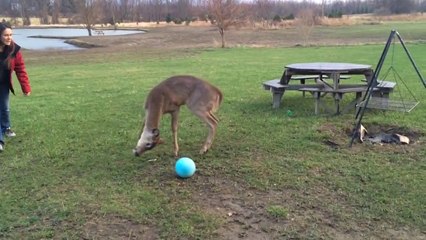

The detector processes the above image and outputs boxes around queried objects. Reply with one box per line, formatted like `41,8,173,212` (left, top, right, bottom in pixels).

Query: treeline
0,0,425,27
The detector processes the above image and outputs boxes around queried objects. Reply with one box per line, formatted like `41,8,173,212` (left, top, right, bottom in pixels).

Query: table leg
331,72,340,90
364,70,375,86
301,79,306,97
280,70,292,84
314,91,321,115
334,93,343,115
341,91,363,114
335,100,340,114
308,91,335,115
272,90,284,108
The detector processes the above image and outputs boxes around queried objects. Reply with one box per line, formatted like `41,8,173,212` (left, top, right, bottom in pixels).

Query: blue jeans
0,84,11,143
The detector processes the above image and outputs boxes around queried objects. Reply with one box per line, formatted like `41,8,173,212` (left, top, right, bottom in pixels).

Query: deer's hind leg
190,109,219,154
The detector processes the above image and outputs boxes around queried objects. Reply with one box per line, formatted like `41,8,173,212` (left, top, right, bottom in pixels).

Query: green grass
0,35,425,238
314,21,426,41
266,205,289,219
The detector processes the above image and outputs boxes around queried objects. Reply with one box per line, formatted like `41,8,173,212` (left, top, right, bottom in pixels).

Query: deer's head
133,128,164,156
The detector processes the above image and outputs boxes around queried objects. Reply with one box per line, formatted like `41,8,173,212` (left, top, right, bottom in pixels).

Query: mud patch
190,173,426,239
193,177,289,239
82,215,159,240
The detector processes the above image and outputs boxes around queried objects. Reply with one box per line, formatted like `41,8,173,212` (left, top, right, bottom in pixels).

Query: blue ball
175,157,196,178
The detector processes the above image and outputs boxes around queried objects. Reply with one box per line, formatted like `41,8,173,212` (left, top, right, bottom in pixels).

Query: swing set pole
349,30,396,147
395,31,426,88
355,30,396,119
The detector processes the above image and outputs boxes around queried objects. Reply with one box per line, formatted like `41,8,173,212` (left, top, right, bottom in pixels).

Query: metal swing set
349,30,426,147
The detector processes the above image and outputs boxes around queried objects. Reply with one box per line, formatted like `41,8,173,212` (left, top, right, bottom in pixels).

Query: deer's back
145,75,222,113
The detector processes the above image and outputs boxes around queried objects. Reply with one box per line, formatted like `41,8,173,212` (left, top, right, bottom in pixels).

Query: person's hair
0,22,16,69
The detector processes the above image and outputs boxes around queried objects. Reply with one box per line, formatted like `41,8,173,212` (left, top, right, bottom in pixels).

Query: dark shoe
5,128,16,137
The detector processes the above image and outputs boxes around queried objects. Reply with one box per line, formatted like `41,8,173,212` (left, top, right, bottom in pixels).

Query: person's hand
24,92,31,96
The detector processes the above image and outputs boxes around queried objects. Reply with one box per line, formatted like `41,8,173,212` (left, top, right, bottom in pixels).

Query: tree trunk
87,27,92,36
219,28,225,48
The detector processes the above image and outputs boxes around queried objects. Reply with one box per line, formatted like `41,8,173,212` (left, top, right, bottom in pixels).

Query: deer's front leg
171,111,180,157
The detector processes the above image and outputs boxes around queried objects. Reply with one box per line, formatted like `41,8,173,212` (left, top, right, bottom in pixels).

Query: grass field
0,22,425,239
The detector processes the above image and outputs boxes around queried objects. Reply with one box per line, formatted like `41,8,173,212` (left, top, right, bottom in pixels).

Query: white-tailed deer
133,75,223,157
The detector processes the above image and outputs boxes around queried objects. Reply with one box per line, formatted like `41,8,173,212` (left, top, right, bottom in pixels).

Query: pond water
12,28,143,50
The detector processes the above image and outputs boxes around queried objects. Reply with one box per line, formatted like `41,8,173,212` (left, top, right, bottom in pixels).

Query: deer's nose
133,149,140,157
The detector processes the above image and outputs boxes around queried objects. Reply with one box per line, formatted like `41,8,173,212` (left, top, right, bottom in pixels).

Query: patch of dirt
187,173,426,240
193,177,286,240
82,215,159,240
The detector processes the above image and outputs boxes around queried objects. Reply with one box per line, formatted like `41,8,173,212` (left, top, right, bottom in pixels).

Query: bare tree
75,0,102,36
389,0,415,14
0,0,11,16
102,0,119,27
129,0,143,23
118,0,130,22
254,0,274,27
155,0,165,24
295,8,316,46
17,0,31,25
208,0,242,48
177,0,192,20
34,0,50,24
321,0,326,17
51,0,62,24
2,0,425,29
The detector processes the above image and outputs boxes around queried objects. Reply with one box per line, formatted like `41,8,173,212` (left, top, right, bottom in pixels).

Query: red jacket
8,46,31,95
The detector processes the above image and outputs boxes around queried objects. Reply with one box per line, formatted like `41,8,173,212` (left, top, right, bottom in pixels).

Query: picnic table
263,62,376,115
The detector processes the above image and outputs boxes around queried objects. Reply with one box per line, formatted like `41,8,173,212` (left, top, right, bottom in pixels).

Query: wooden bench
373,80,397,98
262,76,354,110
289,75,321,84
290,76,320,97
286,75,351,84
355,80,398,112
360,80,397,96
299,81,396,115
287,75,351,96
263,79,324,108
299,86,367,115
95,30,104,35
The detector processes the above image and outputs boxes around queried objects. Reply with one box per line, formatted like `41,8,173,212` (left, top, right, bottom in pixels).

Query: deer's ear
152,128,160,137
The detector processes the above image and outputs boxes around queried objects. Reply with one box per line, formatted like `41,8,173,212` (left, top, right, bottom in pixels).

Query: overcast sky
242,0,335,3
291,0,341,3
242,0,337,3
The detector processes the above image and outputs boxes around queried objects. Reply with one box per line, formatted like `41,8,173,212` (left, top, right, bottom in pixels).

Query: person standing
0,23,31,152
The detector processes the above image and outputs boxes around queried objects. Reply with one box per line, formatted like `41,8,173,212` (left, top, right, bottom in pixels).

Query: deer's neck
144,94,164,130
